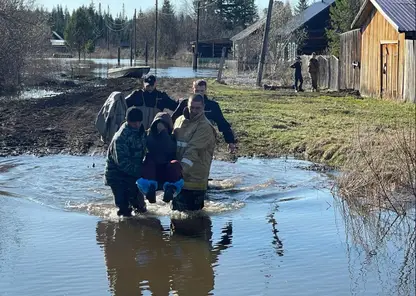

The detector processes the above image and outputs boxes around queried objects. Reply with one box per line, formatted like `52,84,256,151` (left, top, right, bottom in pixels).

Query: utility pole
107,5,110,51
193,0,200,71
134,9,137,64
145,41,148,65
154,0,158,75
130,21,133,66
256,0,274,86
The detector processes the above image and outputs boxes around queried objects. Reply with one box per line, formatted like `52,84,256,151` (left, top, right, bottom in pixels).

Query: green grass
208,80,415,166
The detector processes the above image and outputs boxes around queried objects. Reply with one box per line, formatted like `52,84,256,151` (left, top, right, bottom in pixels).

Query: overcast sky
36,0,309,16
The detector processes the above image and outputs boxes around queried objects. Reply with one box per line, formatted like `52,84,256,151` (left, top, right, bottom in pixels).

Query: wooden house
350,0,416,102
230,0,335,65
189,38,232,58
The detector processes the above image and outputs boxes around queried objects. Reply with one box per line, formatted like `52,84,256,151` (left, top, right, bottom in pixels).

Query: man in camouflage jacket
104,107,147,217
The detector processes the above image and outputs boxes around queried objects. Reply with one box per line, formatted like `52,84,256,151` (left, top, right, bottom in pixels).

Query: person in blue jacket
171,79,237,154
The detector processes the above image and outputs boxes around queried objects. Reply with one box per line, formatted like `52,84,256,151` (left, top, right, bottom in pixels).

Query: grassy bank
208,80,415,167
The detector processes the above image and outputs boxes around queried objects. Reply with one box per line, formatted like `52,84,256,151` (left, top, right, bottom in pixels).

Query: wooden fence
340,29,361,91
316,55,340,91
403,40,416,103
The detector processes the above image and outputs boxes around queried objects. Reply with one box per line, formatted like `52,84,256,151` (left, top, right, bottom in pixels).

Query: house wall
360,9,406,100
298,8,332,55
340,29,361,90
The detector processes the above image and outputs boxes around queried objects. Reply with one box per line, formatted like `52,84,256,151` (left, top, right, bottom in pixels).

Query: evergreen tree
160,0,177,57
49,5,66,37
232,0,258,29
65,7,94,60
294,0,309,15
326,0,361,56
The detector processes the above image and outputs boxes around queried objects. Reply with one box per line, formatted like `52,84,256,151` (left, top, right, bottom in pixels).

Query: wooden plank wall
360,9,405,100
403,40,416,103
318,56,329,89
329,55,340,91
340,29,361,90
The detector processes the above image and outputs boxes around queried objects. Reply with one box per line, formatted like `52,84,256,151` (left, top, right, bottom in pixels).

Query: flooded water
51,58,218,79
0,156,414,296
0,88,63,101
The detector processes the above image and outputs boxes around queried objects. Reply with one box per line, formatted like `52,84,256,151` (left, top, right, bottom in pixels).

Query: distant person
125,75,179,130
171,94,216,211
290,56,304,92
104,107,147,217
308,53,320,92
136,112,184,204
171,79,237,154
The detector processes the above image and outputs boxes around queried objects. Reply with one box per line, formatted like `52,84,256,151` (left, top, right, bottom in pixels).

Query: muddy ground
0,77,196,158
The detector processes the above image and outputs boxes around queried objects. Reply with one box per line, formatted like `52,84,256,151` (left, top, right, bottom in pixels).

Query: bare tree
0,0,49,90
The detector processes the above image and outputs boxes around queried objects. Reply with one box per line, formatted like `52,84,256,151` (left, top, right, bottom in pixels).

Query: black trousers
172,189,205,211
294,75,303,90
110,180,145,214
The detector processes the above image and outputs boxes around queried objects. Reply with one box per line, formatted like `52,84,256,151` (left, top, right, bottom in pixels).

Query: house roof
351,0,416,33
52,31,64,40
230,0,335,42
230,16,267,42
190,38,232,45
277,0,335,36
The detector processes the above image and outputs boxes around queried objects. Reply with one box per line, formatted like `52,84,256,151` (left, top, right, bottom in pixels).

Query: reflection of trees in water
96,215,232,296
267,203,284,257
336,199,415,296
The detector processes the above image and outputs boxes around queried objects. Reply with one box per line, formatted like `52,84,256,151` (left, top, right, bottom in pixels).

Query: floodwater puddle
0,155,414,296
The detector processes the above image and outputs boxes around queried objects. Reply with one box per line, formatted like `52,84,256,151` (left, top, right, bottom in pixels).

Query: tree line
49,0,259,59
0,0,364,90
47,0,364,59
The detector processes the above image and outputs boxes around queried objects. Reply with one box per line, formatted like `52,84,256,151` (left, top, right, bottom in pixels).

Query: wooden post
118,47,121,67
193,0,200,71
256,0,274,86
216,47,227,82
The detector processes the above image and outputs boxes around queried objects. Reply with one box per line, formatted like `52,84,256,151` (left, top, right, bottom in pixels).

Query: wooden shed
351,0,416,102
190,39,232,58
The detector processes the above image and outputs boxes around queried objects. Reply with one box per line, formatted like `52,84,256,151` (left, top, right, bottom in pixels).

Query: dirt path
0,78,194,157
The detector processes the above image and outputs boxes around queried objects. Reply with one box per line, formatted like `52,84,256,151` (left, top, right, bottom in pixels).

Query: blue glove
136,178,158,195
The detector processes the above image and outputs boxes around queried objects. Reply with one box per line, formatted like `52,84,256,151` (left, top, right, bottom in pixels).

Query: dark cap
126,107,143,122
144,75,156,86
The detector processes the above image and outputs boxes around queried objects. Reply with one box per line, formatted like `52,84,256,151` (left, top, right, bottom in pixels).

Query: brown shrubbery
336,123,416,215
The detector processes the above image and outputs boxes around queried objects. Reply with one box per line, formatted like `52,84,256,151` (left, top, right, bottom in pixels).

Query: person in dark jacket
290,56,304,92
308,52,320,92
171,79,237,153
136,112,184,204
125,75,179,130
104,107,147,217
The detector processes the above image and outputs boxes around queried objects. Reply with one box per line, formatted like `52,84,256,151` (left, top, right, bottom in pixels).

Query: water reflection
337,200,416,296
267,203,284,257
96,216,233,296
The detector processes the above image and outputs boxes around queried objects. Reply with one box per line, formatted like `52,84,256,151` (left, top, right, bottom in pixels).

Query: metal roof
230,0,335,42
352,0,416,33
230,16,266,42
52,31,64,40
277,0,335,36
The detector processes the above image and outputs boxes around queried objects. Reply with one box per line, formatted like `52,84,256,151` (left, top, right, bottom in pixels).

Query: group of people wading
96,76,237,217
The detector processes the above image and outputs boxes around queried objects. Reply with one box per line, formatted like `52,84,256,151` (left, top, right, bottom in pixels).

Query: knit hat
126,107,143,122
